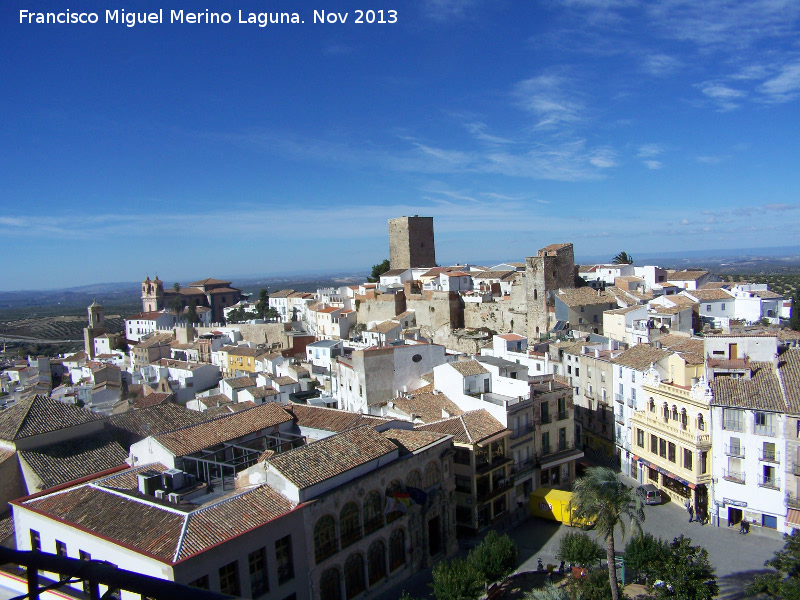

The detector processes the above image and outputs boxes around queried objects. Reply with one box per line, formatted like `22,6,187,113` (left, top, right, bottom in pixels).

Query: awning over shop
635,457,694,488
787,509,800,528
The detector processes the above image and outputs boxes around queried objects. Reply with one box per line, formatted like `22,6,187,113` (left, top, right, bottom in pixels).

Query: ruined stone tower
388,216,436,270
526,243,576,340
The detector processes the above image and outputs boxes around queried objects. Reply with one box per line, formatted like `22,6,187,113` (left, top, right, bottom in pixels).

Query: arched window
344,553,365,600
662,403,669,422
389,529,406,571
385,480,404,523
340,502,362,548
533,289,538,301
367,540,387,586
649,398,655,412
314,515,338,563
697,413,705,431
320,568,341,600
363,491,383,535
680,408,688,430
671,406,678,421
406,470,422,489
424,461,441,488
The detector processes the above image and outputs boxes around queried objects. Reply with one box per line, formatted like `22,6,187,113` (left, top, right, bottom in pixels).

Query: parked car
636,484,662,505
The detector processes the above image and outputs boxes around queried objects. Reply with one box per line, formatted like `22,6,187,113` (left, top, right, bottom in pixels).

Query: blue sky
2,0,800,290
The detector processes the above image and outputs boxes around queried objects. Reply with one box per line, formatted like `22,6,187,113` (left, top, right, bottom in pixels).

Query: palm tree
611,251,633,265
568,467,644,600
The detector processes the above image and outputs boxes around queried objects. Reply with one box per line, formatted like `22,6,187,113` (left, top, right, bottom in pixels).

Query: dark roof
17,433,128,491
381,429,449,454
104,404,210,447
187,278,232,287
268,426,398,489
780,348,800,414
0,395,100,442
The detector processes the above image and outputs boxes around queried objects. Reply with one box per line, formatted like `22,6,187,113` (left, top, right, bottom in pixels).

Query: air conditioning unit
162,469,185,491
154,489,165,500
137,470,162,496
167,492,181,504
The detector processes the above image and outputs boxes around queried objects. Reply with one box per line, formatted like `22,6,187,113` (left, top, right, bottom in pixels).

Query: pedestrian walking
687,502,694,523
739,520,748,534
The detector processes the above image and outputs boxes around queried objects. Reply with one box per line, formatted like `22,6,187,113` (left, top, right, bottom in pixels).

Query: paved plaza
386,473,787,600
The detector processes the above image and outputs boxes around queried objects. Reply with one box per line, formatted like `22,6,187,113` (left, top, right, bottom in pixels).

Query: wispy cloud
696,155,726,164
464,121,515,145
643,160,663,170
641,54,680,77
514,74,584,129
758,61,800,102
637,144,663,158
697,81,746,111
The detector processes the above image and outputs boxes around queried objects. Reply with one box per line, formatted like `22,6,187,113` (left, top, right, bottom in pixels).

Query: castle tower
388,216,436,270
526,243,576,340
142,275,165,312
83,299,107,359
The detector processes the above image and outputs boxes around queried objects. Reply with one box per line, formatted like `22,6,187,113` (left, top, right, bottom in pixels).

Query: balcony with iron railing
475,454,513,475
614,393,623,404
511,457,535,478
557,410,570,421
722,469,746,484
787,493,800,509
627,397,635,408
615,412,625,424
539,414,552,425
511,424,535,439
631,410,711,448
760,449,781,463
792,462,800,477
724,444,745,458
757,475,781,490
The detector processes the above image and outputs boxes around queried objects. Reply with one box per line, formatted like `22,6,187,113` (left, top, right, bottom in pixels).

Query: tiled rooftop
611,344,672,371
285,404,390,432
267,426,398,489
0,395,101,442
449,360,489,377
415,409,506,445
18,433,128,491
711,362,785,411
391,392,463,424
381,429,450,455
557,287,618,308
153,402,293,457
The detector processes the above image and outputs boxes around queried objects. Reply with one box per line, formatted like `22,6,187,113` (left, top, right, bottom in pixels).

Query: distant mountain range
1,246,799,313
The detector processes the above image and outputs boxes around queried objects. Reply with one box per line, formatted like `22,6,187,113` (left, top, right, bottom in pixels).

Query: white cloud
642,54,680,76
514,74,584,129
637,144,663,158
643,160,663,170
758,61,800,102
696,155,725,164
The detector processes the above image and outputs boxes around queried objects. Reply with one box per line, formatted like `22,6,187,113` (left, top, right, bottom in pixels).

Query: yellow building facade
631,367,713,518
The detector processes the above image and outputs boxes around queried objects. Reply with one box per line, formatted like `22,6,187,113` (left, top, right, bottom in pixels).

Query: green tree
791,290,800,332
467,530,519,588
367,259,391,283
624,532,669,584
431,558,483,600
185,303,200,325
255,288,270,319
651,535,717,600
572,567,622,600
226,307,245,323
264,307,280,322
172,282,181,293
524,582,571,600
556,531,603,568
611,252,633,265
169,294,185,317
568,467,644,600
745,530,800,599
398,592,422,600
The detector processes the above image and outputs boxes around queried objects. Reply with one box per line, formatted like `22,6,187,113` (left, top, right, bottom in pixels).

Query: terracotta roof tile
449,360,489,377
415,409,506,445
18,433,128,491
392,392,463,424
268,426,398,489
285,404,390,432
611,344,672,371
685,289,734,301
0,395,101,442
153,403,293,457
381,429,450,454
558,288,618,308
712,362,785,411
